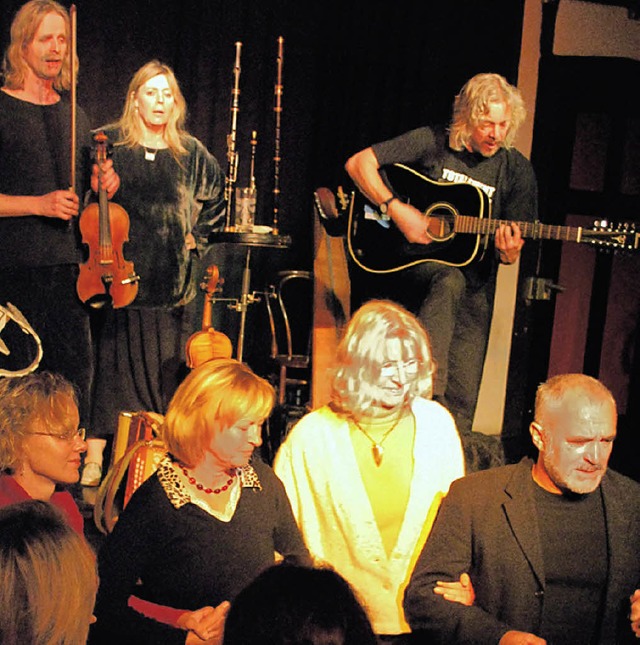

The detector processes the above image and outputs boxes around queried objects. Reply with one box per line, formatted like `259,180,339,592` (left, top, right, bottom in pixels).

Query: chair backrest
93,411,165,534
265,270,313,361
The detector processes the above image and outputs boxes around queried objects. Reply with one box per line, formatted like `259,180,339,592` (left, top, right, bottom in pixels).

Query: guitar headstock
313,187,351,237
582,220,640,252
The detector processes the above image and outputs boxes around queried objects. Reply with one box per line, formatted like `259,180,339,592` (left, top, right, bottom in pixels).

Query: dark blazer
404,458,640,644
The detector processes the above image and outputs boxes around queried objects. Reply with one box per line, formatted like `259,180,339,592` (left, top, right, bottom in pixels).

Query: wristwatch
378,196,397,215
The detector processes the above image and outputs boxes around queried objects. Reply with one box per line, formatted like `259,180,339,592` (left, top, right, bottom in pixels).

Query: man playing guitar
345,73,538,451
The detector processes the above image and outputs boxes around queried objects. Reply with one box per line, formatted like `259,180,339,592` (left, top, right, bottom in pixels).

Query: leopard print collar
156,455,262,509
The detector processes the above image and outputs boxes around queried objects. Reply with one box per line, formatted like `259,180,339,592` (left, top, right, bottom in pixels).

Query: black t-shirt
371,125,538,283
372,125,538,224
0,90,92,267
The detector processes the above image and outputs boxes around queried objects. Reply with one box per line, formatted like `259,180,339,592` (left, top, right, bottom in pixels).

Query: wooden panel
548,214,640,415
599,251,640,414
312,216,350,408
547,214,597,377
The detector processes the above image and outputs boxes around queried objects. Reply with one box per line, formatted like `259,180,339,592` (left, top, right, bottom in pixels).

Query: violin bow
69,4,77,193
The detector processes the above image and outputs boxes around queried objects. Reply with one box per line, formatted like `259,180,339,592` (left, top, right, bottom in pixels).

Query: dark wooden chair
264,270,313,407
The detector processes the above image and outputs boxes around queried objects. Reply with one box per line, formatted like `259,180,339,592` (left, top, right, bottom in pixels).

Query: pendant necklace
352,406,406,466
143,146,158,162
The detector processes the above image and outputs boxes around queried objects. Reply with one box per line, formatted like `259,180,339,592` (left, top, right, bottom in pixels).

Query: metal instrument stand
209,230,291,363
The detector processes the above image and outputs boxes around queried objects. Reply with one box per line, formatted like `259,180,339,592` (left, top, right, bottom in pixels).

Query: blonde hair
331,300,434,419
2,0,75,92
0,500,97,645
107,60,188,160
448,73,526,152
0,372,78,474
534,373,617,428
163,358,275,467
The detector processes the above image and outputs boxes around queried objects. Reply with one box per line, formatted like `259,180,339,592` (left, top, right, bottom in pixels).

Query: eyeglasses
28,427,86,442
380,359,420,377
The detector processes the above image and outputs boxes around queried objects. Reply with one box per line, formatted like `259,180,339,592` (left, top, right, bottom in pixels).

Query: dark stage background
1,0,526,270
5,2,640,479
0,0,527,385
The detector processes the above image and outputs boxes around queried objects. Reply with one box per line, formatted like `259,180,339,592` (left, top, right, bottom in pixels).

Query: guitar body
315,164,637,276
347,164,491,273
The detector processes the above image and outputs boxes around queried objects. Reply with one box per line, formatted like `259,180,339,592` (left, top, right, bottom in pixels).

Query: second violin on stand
185,265,233,368
77,131,139,309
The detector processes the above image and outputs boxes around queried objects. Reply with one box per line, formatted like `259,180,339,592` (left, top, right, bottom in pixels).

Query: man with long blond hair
275,300,467,643
345,73,538,449
0,0,118,429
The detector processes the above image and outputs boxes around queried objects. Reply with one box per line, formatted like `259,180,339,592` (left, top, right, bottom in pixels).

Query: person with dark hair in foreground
404,373,640,644
223,564,377,645
0,499,97,645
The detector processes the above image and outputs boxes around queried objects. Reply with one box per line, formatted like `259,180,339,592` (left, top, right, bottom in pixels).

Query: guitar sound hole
425,202,457,242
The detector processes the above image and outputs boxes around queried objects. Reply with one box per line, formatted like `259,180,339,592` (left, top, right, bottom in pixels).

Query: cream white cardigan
273,397,465,635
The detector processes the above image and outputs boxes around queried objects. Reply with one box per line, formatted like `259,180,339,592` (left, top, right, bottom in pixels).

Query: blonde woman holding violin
83,60,225,486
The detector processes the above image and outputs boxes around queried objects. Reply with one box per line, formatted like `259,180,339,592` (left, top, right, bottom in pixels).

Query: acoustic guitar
315,163,640,274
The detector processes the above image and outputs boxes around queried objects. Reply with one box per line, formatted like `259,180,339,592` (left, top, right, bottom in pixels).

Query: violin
185,265,233,368
76,131,139,309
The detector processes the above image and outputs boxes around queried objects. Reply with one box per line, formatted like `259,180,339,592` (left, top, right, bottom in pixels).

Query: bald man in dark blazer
404,374,640,645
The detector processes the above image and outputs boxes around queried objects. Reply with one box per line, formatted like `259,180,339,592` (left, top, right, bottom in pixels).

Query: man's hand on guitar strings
393,201,434,245
495,221,523,264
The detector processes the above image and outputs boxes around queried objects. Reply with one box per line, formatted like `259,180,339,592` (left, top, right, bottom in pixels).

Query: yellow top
350,409,415,557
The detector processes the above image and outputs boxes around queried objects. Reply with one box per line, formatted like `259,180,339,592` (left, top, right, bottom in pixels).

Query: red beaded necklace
181,466,235,495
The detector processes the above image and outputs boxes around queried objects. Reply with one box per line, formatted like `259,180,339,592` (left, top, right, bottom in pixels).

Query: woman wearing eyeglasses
274,299,468,644
0,370,194,636
0,371,87,535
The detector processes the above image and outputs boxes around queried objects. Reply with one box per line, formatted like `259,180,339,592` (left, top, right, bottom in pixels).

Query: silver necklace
143,146,158,162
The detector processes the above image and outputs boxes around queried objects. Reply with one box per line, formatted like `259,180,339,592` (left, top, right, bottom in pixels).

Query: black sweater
90,457,310,644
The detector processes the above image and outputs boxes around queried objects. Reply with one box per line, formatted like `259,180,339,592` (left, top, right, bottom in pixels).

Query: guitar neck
455,216,583,243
